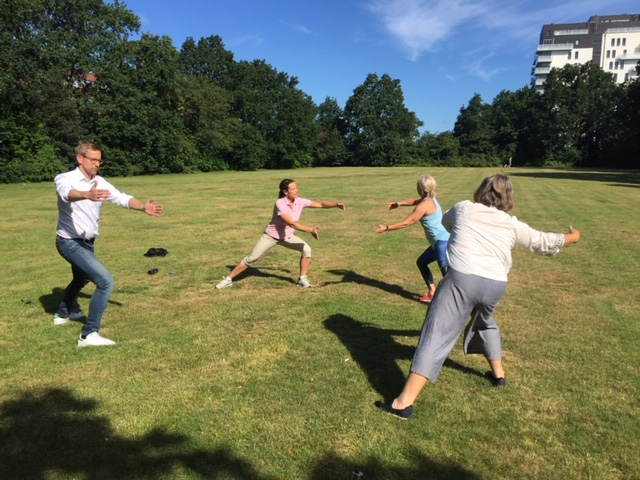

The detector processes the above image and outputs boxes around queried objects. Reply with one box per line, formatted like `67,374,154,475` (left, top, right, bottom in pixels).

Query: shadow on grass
509,169,640,187
223,265,298,286
325,315,487,401
0,388,276,480
39,287,123,315
310,451,481,480
324,314,419,401
324,269,419,301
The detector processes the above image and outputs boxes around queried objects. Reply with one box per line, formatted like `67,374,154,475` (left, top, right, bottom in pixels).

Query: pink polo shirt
264,197,312,240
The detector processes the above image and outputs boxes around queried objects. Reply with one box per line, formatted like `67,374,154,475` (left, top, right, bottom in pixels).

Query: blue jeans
56,237,114,336
416,240,449,288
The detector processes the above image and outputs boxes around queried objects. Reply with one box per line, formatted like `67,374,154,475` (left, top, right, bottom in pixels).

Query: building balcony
533,66,551,75
536,55,552,62
536,43,574,52
534,78,546,86
618,49,640,61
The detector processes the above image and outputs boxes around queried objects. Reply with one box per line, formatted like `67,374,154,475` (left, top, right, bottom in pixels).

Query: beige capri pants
240,233,311,267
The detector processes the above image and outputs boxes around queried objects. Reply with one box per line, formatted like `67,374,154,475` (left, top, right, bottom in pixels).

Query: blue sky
118,0,639,133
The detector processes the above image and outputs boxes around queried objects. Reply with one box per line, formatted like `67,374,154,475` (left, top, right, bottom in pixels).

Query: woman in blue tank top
375,174,449,303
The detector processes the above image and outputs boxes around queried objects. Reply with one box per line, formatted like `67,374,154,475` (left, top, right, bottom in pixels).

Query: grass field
1,167,639,480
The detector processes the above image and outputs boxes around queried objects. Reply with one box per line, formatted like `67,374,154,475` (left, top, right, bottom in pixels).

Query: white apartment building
532,14,640,92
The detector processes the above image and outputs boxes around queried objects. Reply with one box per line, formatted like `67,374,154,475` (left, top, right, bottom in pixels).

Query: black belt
57,235,95,244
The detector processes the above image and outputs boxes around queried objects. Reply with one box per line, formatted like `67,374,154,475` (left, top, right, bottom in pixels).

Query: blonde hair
417,174,437,198
473,174,514,212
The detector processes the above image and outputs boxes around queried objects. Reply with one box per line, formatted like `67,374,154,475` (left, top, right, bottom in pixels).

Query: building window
567,52,571,60
609,61,614,69
613,50,616,57
606,50,610,58
593,39,601,45
575,40,580,46
616,38,621,46
622,38,626,46
594,51,600,57
611,38,615,46
574,51,579,59
613,73,618,81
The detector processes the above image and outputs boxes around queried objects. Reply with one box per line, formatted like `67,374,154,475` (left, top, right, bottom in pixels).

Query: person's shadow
324,269,419,301
324,314,486,401
39,287,123,316
310,450,482,480
222,265,299,286
324,314,419,401
0,387,276,479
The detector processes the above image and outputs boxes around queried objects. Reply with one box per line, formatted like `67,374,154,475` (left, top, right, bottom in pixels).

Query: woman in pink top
216,179,346,289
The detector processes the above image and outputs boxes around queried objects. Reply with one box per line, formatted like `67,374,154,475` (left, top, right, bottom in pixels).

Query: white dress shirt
55,167,132,240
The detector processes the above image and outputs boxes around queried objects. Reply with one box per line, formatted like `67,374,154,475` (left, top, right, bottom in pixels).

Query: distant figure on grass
375,174,581,419
376,174,449,303
54,142,163,347
216,179,346,289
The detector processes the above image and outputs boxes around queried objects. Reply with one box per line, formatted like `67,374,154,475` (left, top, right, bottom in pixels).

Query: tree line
1,0,639,183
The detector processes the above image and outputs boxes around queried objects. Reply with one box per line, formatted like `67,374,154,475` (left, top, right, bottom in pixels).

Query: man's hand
143,199,163,217
86,183,111,202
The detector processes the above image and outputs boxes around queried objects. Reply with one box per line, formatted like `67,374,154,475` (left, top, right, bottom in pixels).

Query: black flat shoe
485,371,506,388
374,400,413,419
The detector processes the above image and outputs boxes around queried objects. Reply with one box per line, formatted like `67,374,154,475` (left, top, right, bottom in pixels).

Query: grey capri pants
241,233,311,267
410,268,508,382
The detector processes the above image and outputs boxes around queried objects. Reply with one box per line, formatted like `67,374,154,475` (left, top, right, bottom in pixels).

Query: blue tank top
419,197,450,246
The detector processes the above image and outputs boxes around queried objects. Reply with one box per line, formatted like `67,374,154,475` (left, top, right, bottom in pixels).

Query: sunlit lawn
1,167,639,479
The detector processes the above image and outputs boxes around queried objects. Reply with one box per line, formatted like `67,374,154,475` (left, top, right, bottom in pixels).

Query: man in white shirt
54,142,163,347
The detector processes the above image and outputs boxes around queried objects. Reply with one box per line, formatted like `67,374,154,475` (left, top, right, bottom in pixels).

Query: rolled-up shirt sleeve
103,179,133,208
55,174,75,203
513,218,564,256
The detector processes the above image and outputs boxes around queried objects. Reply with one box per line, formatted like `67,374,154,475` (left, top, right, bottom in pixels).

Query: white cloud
366,0,488,60
228,34,264,48
279,20,313,36
367,0,640,62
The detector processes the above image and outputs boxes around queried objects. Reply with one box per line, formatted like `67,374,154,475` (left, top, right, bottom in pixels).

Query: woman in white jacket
375,174,581,419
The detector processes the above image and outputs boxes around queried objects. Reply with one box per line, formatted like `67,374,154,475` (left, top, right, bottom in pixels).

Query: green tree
414,131,460,166
86,33,186,176
0,0,140,180
453,93,498,166
540,63,621,166
608,76,640,168
227,59,317,170
179,35,235,86
343,73,422,166
313,97,348,166
489,87,546,166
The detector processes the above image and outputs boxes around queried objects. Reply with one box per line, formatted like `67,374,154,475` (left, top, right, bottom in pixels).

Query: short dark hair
278,178,295,198
75,142,102,156
473,174,514,212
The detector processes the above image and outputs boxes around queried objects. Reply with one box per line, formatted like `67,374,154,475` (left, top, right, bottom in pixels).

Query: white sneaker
53,312,84,325
78,332,116,347
215,276,233,289
297,276,312,288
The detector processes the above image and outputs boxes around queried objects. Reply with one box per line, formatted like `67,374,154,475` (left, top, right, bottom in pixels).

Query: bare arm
66,183,111,202
309,200,346,211
280,212,320,240
128,197,163,217
563,226,581,246
387,198,421,210
376,199,435,234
